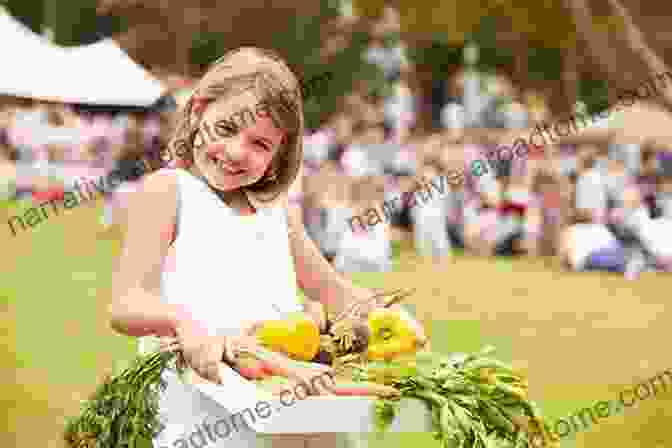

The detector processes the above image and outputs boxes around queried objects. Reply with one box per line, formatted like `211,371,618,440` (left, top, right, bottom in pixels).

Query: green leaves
373,398,400,431
365,347,549,448
64,351,180,448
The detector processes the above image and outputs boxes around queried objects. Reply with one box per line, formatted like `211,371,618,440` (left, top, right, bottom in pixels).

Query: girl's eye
254,140,271,151
223,124,237,134
214,120,239,138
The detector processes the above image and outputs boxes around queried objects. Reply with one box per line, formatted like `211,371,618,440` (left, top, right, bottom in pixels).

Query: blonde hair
167,47,304,208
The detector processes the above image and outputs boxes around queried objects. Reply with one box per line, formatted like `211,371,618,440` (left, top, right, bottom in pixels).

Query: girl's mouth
207,155,245,175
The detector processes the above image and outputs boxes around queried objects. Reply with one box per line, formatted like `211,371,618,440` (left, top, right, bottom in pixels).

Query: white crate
187,363,433,434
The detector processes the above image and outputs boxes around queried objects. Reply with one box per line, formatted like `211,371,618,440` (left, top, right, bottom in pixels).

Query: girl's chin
201,170,258,191
205,175,243,190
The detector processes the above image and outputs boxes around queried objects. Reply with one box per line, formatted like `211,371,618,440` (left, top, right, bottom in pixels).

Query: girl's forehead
201,89,260,122
201,89,286,142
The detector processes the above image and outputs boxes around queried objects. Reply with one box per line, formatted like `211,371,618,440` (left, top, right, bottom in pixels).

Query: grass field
1,197,671,448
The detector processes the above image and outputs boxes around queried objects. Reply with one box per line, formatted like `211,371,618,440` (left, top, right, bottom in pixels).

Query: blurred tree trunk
557,40,579,115
565,0,672,113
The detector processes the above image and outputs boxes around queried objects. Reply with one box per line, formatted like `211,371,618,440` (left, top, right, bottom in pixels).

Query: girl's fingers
159,336,178,347
224,337,237,364
243,321,265,336
201,358,222,384
159,337,180,352
192,347,222,384
159,342,180,353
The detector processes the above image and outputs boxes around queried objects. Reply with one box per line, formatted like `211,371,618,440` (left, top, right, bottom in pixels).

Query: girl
107,48,425,448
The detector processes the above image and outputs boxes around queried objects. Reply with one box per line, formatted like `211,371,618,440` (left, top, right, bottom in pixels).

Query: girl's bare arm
108,170,188,337
285,200,372,318
287,201,428,346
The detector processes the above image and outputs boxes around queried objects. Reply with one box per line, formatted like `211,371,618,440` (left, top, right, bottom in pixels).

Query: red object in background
497,201,528,216
33,187,65,202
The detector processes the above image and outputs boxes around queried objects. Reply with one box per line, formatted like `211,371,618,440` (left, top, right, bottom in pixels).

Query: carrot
236,365,267,380
331,381,400,398
243,346,328,384
234,354,270,380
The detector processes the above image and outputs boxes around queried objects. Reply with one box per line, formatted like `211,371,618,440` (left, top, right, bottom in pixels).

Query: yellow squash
255,312,321,361
366,308,417,361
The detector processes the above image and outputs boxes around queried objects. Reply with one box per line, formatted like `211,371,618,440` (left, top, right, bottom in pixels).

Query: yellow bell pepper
255,312,321,361
367,309,417,361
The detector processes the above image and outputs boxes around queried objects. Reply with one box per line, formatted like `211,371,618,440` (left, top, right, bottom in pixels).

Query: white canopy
0,7,165,107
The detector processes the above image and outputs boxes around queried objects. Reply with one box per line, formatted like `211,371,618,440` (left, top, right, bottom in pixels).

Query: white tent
0,7,165,107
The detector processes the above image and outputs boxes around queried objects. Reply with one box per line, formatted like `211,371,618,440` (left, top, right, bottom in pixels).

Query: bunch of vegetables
64,289,412,448
64,289,553,448
365,347,557,448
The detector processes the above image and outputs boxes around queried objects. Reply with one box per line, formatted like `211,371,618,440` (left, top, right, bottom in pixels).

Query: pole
42,0,55,42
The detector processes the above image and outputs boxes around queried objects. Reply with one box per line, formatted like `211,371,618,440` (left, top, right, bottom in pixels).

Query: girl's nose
223,138,247,164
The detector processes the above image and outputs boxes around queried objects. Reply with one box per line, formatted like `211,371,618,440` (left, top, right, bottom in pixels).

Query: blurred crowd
1,12,671,279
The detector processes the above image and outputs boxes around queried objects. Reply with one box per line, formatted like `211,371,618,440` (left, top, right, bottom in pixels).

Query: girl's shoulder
127,168,180,214
141,168,180,195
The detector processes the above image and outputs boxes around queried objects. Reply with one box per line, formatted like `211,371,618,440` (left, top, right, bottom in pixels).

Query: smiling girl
107,48,425,448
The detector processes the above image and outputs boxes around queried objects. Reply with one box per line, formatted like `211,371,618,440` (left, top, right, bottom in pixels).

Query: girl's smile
191,89,286,192
206,150,246,176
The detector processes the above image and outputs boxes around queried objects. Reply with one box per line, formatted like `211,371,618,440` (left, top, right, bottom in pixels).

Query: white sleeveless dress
138,168,352,448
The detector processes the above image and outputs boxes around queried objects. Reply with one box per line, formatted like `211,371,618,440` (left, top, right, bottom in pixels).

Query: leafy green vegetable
64,351,182,448
357,347,557,448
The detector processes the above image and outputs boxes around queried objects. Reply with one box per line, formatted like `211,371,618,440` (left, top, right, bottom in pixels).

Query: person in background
383,74,416,144
493,168,543,257
462,141,502,256
303,125,336,168
363,14,409,84
615,148,672,273
557,173,630,274
0,134,17,200
616,182,672,274
314,162,353,263
574,144,609,224
334,175,392,272
439,142,465,248
339,121,385,177
657,155,672,219
411,156,452,261
441,101,465,131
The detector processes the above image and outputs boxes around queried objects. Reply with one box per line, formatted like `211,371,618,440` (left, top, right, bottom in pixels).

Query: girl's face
191,90,286,192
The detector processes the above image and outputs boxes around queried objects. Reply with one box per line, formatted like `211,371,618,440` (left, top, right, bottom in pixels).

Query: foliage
526,46,563,83
190,0,385,131
577,77,611,115
3,0,44,34
358,347,556,448
4,0,127,45
64,351,179,448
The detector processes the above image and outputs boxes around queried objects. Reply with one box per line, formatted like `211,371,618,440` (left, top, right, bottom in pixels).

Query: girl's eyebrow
250,133,276,147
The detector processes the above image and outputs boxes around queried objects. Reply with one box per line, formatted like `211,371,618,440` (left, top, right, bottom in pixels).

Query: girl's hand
303,300,327,332
162,319,273,384
171,318,227,384
168,317,260,384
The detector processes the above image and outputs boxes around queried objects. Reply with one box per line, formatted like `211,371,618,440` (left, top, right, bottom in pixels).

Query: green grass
3,200,670,448
0,212,486,448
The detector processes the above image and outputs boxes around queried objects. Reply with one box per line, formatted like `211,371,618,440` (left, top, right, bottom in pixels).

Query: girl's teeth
212,158,242,174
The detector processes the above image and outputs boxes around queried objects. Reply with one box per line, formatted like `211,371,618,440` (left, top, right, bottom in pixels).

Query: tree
564,0,672,113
